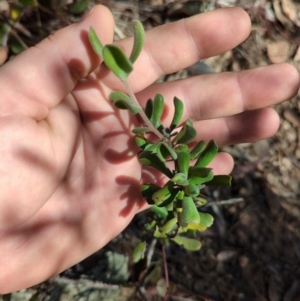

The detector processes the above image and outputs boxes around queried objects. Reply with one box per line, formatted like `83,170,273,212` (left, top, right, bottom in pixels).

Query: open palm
0,5,298,293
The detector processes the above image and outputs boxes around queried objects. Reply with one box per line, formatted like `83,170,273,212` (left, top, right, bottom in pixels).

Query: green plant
89,20,231,253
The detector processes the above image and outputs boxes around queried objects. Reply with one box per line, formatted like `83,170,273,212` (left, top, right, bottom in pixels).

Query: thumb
0,5,114,119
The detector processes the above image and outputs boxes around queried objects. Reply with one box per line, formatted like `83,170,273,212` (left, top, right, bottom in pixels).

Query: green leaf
145,98,153,119
109,91,141,114
129,20,145,63
161,217,178,234
145,220,156,230
199,212,214,228
187,212,214,231
151,206,168,218
89,27,104,58
205,175,232,186
170,173,189,186
138,151,173,178
172,236,202,251
151,181,174,205
69,0,88,14
190,140,206,160
113,101,141,114
177,151,191,176
188,167,214,185
103,44,133,81
156,188,180,208
109,91,131,102
194,140,218,167
174,144,189,153
184,184,200,197
186,223,206,231
178,196,200,227
154,226,167,238
188,166,213,177
172,120,197,145
141,183,161,205
133,241,147,263
154,143,167,162
132,127,150,134
145,143,160,153
160,143,178,160
170,97,184,131
152,94,164,128
135,136,149,149
194,197,207,206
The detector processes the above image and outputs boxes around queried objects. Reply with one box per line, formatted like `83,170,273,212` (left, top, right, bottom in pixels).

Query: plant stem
122,80,166,140
162,246,169,289
162,246,170,301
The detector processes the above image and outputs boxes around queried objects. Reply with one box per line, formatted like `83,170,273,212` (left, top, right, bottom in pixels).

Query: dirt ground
1,0,300,300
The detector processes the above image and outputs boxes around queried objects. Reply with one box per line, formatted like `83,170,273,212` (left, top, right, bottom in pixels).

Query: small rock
281,157,293,170
267,40,291,64
217,250,236,261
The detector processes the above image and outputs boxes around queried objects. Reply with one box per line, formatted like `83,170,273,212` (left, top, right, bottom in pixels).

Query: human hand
0,5,298,293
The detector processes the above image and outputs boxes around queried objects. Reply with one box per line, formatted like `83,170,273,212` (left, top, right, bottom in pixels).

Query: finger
0,5,114,119
136,63,300,122
193,108,280,146
101,7,251,91
209,152,234,174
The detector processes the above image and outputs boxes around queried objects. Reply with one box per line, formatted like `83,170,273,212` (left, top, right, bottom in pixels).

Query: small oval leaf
205,175,232,186
172,120,197,145
199,212,214,228
109,91,131,102
129,20,145,63
190,140,206,160
109,91,141,114
184,183,200,197
154,226,167,238
151,181,174,205
174,144,189,153
133,241,147,263
170,173,189,186
172,236,202,251
141,183,161,205
194,140,218,167
160,143,178,160
145,98,153,120
113,100,141,114
132,127,150,134
177,151,191,176
161,217,178,234
151,205,168,218
170,97,184,131
188,167,214,185
103,44,133,81
89,27,104,58
135,136,150,149
194,197,207,206
152,94,164,128
178,196,200,227
138,151,173,178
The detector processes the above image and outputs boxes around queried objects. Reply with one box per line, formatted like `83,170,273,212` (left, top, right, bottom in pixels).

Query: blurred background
1,0,300,300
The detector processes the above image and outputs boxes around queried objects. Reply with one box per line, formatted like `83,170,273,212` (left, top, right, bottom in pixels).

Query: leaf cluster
88,20,231,254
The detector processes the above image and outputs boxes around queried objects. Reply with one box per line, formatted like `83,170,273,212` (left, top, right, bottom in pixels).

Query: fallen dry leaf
273,0,294,30
281,0,300,27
